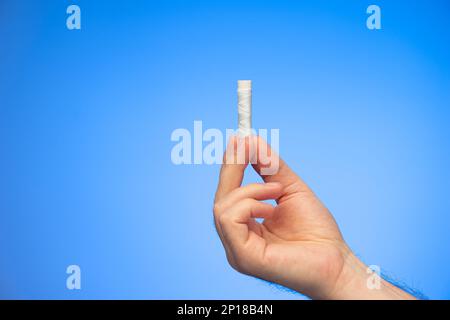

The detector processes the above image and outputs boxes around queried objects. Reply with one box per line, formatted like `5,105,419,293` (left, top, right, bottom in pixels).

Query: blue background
0,0,449,299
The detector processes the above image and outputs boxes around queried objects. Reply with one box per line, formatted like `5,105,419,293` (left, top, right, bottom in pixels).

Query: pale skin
213,135,416,300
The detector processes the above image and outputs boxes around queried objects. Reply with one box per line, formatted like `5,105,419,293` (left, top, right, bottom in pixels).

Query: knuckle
218,213,230,225
241,198,256,207
213,202,223,216
244,183,264,192
233,254,251,274
225,254,237,270
229,261,240,272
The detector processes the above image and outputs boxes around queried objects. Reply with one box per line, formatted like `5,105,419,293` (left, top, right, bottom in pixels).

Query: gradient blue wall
0,0,449,299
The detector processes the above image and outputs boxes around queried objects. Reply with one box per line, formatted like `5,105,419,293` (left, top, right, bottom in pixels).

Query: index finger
214,136,253,203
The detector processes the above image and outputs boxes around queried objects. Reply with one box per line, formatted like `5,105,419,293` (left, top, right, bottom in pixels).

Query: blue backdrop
0,0,449,299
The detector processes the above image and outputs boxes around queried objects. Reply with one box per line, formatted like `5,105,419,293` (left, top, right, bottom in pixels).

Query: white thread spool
237,80,252,137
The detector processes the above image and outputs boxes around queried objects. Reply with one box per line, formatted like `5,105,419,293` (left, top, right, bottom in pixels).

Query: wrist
321,248,416,300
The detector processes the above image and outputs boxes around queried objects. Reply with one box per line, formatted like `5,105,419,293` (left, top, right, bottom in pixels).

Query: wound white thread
237,80,252,137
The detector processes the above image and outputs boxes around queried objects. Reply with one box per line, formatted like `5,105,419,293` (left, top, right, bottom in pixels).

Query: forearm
316,250,416,300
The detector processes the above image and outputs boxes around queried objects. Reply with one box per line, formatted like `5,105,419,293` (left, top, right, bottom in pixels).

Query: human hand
213,136,415,299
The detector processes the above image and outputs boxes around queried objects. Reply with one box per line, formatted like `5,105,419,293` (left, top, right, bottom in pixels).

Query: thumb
250,135,312,194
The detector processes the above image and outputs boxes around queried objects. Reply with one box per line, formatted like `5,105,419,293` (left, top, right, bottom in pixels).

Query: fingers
215,182,283,215
213,181,282,259
214,136,250,203
215,134,310,203
214,136,249,266
213,168,282,270
219,199,275,248
213,134,312,272
215,197,277,274
250,135,311,194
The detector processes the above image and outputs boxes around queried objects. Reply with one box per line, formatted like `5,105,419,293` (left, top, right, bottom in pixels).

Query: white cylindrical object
237,80,252,137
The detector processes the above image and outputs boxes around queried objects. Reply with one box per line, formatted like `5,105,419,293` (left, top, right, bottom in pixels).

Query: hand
213,135,415,299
